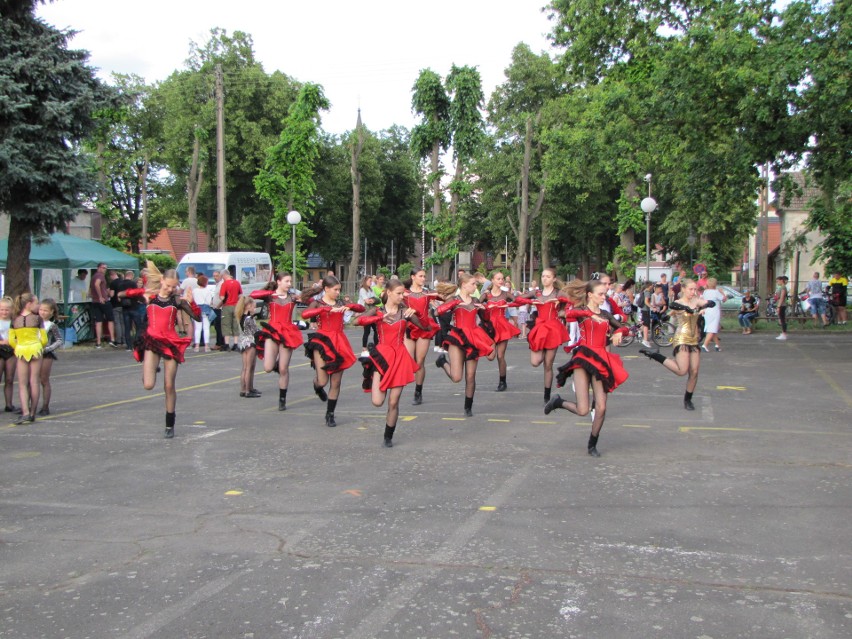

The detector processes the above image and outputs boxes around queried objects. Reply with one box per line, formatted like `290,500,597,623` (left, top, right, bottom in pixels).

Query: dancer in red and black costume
301,275,364,427
522,267,569,404
251,272,304,411
481,270,522,392
357,279,425,447
545,279,629,457
130,262,201,438
403,268,440,406
434,273,496,417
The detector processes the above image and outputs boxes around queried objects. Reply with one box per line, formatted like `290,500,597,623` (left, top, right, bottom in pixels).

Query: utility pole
758,162,770,302
215,64,227,252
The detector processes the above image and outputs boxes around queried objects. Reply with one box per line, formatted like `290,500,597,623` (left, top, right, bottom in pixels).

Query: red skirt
362,342,420,392
528,320,569,351
256,320,303,360
484,313,521,343
555,345,628,393
407,316,440,340
304,330,356,373
442,326,494,361
133,331,192,364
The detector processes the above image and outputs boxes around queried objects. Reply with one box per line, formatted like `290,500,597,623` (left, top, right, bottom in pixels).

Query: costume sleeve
177,299,202,322
563,308,594,321
250,289,274,299
355,311,383,326
8,328,17,350
436,298,462,316
346,303,366,313
43,324,63,354
301,303,330,320
124,288,147,298
39,328,48,347
670,301,694,314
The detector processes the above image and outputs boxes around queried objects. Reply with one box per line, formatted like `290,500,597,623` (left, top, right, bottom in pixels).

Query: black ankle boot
435,354,447,369
165,412,176,438
588,433,600,457
639,348,667,364
464,396,473,417
314,383,328,402
325,412,337,427
278,388,287,411
544,394,562,415
383,424,395,447
496,377,507,392
684,391,695,411
412,390,422,405
543,386,552,403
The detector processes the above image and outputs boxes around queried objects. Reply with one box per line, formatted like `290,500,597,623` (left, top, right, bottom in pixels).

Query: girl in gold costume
638,278,716,411
8,293,47,424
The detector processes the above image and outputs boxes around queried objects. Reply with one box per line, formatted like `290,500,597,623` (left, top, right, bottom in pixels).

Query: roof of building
147,229,210,262
779,171,822,212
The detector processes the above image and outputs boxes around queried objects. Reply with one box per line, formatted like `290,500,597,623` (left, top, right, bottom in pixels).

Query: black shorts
90,302,114,323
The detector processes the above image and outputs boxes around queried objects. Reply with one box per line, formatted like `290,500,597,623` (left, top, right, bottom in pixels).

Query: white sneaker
776,334,787,340
360,350,370,358
641,340,653,348
433,346,442,353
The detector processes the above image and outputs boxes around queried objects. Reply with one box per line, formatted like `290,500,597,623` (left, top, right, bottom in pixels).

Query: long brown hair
301,274,340,303
13,292,37,317
561,279,604,307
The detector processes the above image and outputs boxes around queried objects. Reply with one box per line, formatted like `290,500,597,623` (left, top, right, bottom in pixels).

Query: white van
177,252,273,310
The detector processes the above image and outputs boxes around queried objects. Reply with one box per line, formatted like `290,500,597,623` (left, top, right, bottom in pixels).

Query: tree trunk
139,153,150,251
348,113,365,291
429,142,447,278
187,135,204,254
541,213,550,273
5,222,33,297
614,180,638,280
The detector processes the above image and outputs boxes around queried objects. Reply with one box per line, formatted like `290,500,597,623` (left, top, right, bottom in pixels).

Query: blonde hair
706,277,718,288
235,295,255,319
13,292,37,316
144,260,178,296
437,272,475,300
561,279,605,307
541,267,564,291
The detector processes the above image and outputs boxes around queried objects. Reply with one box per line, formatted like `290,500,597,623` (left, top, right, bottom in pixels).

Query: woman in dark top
737,291,759,334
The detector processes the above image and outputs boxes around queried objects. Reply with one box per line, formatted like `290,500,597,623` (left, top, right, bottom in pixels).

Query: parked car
717,285,746,311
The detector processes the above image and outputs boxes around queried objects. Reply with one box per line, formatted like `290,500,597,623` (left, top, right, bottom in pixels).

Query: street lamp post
640,174,658,284
286,210,301,286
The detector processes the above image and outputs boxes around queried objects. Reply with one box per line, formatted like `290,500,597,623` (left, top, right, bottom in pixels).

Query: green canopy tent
0,233,138,308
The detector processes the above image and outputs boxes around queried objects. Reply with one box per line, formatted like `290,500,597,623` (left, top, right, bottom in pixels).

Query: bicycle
618,312,675,348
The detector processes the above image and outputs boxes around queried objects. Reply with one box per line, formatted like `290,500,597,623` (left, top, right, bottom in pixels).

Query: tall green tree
0,5,107,295
254,82,329,272
411,69,452,276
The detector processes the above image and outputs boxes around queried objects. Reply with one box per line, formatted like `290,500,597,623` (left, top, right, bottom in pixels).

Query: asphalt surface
1,328,850,638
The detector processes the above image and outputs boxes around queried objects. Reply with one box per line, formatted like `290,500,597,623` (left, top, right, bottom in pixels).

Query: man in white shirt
805,272,828,328
69,269,88,302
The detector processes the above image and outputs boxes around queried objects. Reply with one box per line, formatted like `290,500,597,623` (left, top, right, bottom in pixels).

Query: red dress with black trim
133,294,201,364
302,300,362,373
527,291,570,351
251,290,303,358
481,290,521,342
404,290,440,340
556,308,629,393
438,297,495,361
357,308,421,392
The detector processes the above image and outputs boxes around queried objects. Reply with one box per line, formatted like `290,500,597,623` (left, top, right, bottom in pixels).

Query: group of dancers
6,262,714,454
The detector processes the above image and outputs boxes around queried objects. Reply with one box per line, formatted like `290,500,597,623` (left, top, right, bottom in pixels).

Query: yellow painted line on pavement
16,375,242,423
530,420,556,425
679,426,851,436
622,424,651,429
717,386,746,391
442,417,466,421
790,344,852,409
488,419,511,423
479,506,497,511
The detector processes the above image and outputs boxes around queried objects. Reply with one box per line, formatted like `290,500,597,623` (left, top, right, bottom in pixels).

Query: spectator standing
658,273,670,301
191,275,215,352
114,270,142,350
211,270,226,350
775,275,789,340
828,271,848,325
108,270,124,346
218,270,243,351
180,266,199,338
701,278,727,351
358,276,379,357
89,263,118,348
804,272,829,328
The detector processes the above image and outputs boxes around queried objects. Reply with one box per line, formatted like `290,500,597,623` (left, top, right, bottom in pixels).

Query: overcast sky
38,0,557,134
